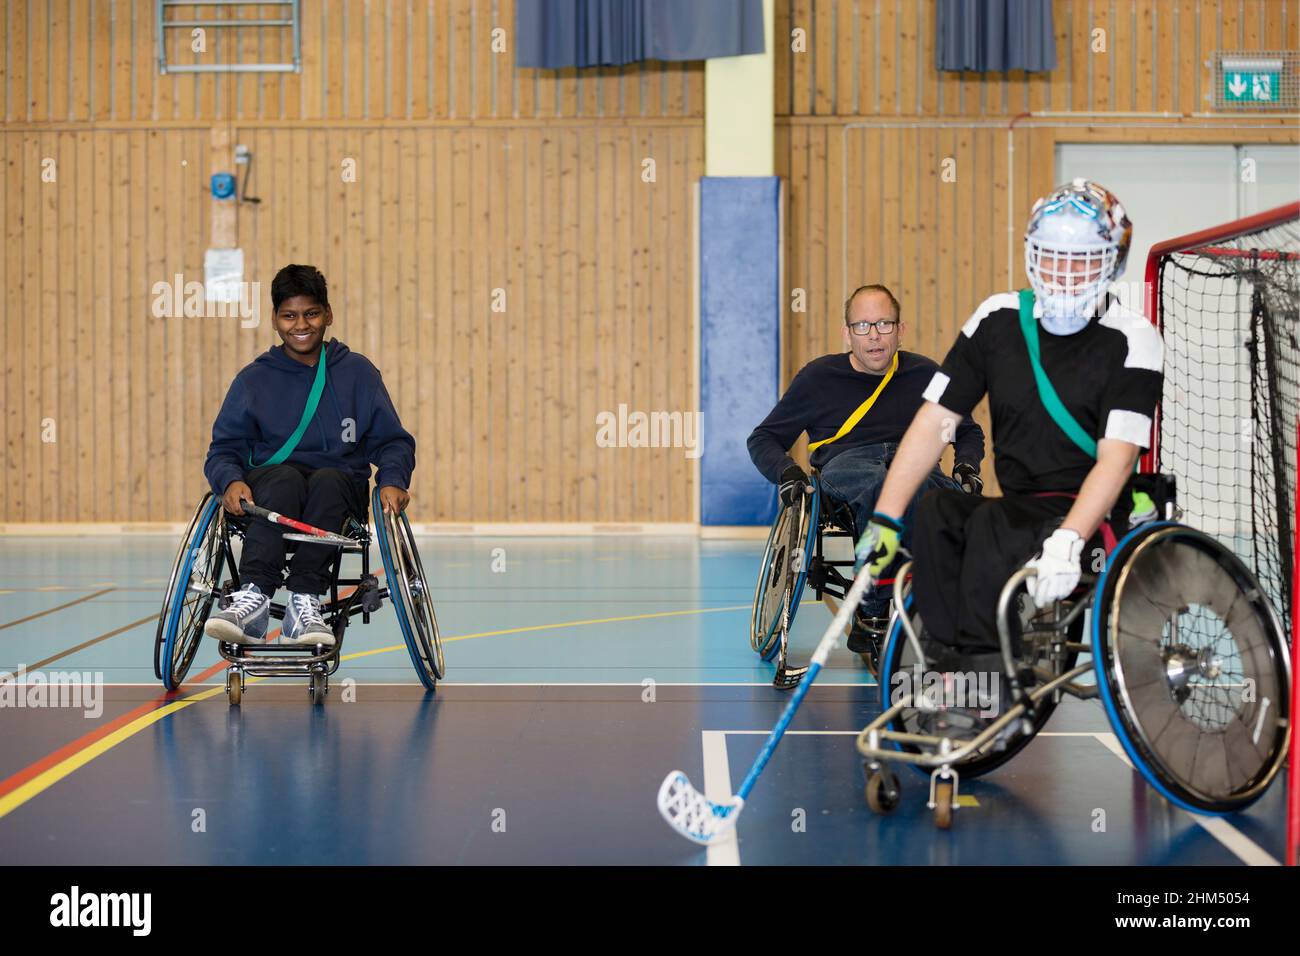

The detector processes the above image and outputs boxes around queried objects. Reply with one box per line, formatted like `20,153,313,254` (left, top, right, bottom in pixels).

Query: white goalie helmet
1024,178,1133,333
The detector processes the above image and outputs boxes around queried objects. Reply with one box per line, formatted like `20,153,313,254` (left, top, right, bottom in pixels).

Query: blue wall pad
700,176,781,526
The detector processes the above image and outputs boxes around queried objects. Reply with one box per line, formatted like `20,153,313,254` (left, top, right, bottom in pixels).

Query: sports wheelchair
154,486,444,704
751,472,890,687
856,484,1293,829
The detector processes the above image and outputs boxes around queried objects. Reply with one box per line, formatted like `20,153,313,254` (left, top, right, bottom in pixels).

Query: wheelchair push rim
156,493,225,690
750,480,819,661
372,488,443,689
1092,522,1292,815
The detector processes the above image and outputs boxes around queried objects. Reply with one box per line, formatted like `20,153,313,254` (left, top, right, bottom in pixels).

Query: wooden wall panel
777,117,1295,493
2,0,704,123
1,125,703,522
775,0,1300,117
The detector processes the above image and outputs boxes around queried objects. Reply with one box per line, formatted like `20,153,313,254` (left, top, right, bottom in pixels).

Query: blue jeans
817,443,958,617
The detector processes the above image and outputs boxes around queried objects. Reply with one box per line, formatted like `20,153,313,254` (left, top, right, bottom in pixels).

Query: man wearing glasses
747,284,985,646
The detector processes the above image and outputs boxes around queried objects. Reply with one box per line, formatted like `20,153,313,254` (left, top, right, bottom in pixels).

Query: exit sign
1218,56,1287,108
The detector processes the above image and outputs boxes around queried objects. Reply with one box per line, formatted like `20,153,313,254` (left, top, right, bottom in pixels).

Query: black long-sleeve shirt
747,350,986,483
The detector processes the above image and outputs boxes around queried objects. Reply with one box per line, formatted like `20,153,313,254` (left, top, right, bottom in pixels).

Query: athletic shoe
205,583,270,644
282,592,335,646
847,613,887,675
913,665,1017,750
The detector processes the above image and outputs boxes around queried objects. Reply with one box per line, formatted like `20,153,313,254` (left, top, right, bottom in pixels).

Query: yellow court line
0,603,749,818
338,604,750,662
0,684,226,820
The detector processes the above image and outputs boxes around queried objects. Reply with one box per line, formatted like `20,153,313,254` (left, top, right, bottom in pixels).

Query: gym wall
2,2,1297,522
0,0,703,525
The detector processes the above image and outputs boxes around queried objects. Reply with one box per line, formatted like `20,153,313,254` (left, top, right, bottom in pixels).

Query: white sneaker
282,592,335,646
205,583,271,644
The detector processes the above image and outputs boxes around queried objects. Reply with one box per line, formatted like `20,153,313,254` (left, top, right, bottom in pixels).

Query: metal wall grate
157,0,302,74
1213,51,1300,112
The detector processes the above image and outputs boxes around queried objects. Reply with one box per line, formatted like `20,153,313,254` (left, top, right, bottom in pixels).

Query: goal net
1146,201,1299,640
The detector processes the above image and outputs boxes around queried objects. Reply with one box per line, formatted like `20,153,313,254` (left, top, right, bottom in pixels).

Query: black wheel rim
751,495,811,659
389,510,444,679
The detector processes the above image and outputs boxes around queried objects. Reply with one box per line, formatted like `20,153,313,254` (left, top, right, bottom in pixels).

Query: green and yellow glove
854,512,904,578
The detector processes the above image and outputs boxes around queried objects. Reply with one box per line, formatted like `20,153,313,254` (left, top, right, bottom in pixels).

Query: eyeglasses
847,319,898,336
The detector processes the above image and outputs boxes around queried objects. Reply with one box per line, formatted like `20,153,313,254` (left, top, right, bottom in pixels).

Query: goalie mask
1025,179,1132,334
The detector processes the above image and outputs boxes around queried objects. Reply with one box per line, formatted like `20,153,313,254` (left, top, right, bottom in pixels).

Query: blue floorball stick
657,559,880,845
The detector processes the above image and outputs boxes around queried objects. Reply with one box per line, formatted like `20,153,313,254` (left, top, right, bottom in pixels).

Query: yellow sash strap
807,352,900,453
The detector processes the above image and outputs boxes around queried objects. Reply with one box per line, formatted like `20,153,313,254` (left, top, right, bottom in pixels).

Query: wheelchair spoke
1099,525,1290,809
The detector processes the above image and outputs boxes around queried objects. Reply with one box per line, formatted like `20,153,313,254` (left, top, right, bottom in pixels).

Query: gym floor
0,535,1287,865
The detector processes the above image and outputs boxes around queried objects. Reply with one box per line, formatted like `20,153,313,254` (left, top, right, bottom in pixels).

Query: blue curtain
936,0,1057,72
516,0,765,69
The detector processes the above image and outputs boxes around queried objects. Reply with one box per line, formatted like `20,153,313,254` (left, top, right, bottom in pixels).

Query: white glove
1025,528,1084,606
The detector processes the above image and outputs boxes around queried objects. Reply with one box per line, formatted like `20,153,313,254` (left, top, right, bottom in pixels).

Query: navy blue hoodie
204,338,416,499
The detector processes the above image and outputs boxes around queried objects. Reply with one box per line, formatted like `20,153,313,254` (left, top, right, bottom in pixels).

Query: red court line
0,659,228,802
0,574,378,805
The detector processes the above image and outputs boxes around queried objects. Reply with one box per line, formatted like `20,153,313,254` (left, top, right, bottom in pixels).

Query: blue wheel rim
1091,520,1245,817
160,496,221,691
876,593,931,776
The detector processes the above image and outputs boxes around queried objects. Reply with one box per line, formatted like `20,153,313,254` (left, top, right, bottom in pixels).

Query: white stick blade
657,770,744,845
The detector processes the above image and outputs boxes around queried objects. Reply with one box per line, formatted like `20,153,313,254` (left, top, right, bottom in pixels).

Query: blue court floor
0,535,1289,865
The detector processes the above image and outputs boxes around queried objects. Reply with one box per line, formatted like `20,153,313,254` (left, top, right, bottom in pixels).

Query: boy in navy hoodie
202,264,416,646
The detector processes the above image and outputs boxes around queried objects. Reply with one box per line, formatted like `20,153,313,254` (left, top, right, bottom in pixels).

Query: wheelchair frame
858,521,1293,830
214,512,379,704
750,472,885,687
155,487,444,704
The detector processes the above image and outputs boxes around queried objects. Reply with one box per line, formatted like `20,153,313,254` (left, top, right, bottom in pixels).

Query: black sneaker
912,657,1016,749
848,614,887,674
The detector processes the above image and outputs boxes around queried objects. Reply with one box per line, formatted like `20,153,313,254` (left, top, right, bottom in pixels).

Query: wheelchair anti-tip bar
238,500,360,549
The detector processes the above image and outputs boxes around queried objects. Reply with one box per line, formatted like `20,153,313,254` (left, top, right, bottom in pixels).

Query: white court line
1089,730,1280,867
701,731,740,866
700,730,1281,867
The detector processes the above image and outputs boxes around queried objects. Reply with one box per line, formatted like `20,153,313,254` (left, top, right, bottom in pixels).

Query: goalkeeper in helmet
855,179,1164,676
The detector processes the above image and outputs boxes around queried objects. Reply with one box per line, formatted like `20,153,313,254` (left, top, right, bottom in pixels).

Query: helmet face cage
1024,179,1132,321
1024,238,1117,315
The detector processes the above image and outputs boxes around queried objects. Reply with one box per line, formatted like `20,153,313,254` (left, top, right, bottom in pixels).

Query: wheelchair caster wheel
226,670,243,706
864,769,901,815
309,672,327,704
933,778,954,830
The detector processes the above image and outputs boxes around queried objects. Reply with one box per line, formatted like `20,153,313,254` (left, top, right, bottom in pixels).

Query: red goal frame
1142,201,1299,866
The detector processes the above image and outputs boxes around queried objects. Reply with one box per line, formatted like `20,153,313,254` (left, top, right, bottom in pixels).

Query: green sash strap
249,342,329,468
1016,289,1098,459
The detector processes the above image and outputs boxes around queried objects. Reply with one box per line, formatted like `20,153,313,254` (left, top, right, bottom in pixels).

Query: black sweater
747,350,986,483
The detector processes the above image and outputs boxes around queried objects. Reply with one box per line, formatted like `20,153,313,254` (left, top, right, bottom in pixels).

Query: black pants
911,489,1077,653
238,463,368,596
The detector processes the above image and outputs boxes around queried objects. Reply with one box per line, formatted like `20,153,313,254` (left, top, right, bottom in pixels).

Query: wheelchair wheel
1093,522,1291,815
155,494,225,691
372,488,443,690
750,483,819,661
878,593,1079,779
